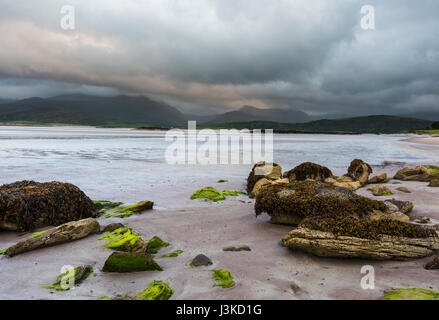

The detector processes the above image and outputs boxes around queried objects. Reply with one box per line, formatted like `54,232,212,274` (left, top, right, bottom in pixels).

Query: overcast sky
0,0,438,115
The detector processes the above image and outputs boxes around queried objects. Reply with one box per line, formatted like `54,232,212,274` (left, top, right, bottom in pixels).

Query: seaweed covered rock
133,281,173,300
368,173,388,184
251,178,289,197
190,187,244,202
97,200,153,218
385,199,414,214
381,288,439,300
212,269,235,288
255,180,387,225
367,184,393,196
283,162,333,182
394,166,439,182
102,252,162,273
43,265,93,291
246,162,282,193
3,218,100,257
0,181,96,232
99,227,146,253
347,159,372,186
282,223,438,260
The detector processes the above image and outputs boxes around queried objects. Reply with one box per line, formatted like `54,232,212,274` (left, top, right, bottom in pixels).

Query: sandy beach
1,129,438,300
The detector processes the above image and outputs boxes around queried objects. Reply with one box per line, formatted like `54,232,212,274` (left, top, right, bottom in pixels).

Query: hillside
0,94,186,127
200,115,433,134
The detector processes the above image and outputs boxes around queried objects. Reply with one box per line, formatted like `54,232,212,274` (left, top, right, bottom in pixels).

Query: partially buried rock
425,255,439,270
223,245,251,252
97,201,154,218
246,162,282,193
102,252,162,273
396,187,411,193
394,166,439,182
4,218,100,257
283,162,333,182
0,181,96,232
368,173,388,184
429,179,439,187
101,223,125,233
367,184,393,196
190,254,212,267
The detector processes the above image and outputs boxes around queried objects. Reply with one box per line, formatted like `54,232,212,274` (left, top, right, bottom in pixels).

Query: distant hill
403,111,439,121
0,94,186,126
201,115,433,134
206,105,311,124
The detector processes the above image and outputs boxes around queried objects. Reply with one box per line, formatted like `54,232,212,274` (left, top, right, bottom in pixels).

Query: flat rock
223,245,251,252
396,187,411,193
282,227,439,260
3,218,100,257
368,173,388,184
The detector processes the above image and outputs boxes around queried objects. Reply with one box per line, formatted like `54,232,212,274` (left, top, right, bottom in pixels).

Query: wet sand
401,136,439,146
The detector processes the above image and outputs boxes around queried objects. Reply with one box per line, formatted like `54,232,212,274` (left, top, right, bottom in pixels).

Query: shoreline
401,136,439,146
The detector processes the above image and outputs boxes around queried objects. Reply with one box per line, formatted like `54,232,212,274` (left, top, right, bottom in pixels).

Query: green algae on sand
190,187,245,202
212,269,235,288
43,265,93,291
133,281,173,300
381,288,439,300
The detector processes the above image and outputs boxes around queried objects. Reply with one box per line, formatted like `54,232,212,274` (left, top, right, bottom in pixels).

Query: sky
0,0,438,116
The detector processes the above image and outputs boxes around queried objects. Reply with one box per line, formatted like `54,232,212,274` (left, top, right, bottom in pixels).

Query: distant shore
401,136,439,146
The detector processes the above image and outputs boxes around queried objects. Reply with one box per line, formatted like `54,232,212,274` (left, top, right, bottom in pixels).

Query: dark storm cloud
0,0,438,115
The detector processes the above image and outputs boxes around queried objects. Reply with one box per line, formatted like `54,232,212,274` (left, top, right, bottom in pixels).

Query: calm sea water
0,126,437,208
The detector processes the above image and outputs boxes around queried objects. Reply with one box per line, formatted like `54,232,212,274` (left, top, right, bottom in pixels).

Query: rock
394,166,439,182
102,252,162,273
347,159,373,186
190,254,212,267
425,255,439,270
43,265,93,291
290,282,302,294
223,245,251,252
190,187,244,202
133,281,173,300
246,162,282,193
283,162,333,182
429,179,439,187
396,187,411,193
368,173,388,184
282,226,439,260
385,199,414,214
251,178,289,196
333,180,362,191
0,181,96,232
255,180,388,225
367,184,393,196
99,227,146,253
212,269,235,288
3,218,100,257
381,288,439,300
98,201,154,218
410,216,431,224
101,223,125,233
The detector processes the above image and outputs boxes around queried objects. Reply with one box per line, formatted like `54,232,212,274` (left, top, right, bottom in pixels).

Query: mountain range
0,94,437,132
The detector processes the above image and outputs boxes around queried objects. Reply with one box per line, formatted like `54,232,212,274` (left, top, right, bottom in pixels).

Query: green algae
97,296,113,300
158,250,183,259
93,200,123,210
217,179,228,183
32,229,49,238
0,248,7,255
146,236,170,254
212,269,235,288
380,192,393,196
190,187,245,202
99,227,143,252
381,288,439,300
43,265,93,291
97,200,153,218
102,252,162,273
133,281,173,300
427,168,439,174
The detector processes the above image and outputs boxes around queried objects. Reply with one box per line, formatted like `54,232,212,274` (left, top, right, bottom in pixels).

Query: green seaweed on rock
212,269,235,288
190,187,245,202
102,252,162,273
158,250,183,259
146,236,170,254
133,281,173,300
99,227,144,252
32,229,49,238
96,200,153,218
43,265,93,291
381,288,439,300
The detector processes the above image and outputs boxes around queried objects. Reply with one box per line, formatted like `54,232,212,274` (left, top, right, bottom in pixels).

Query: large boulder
2,218,100,257
0,181,96,232
255,180,389,225
346,159,373,186
282,224,439,260
246,162,282,194
394,166,439,182
283,162,333,182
